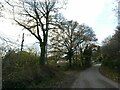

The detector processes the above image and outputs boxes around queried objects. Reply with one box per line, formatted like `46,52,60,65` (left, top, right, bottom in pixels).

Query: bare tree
5,0,67,65
50,21,97,66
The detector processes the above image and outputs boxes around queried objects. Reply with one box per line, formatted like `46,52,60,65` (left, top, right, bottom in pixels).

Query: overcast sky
0,0,118,47
62,0,117,44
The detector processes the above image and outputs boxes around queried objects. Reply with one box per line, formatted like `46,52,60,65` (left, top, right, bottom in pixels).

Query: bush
2,51,64,88
3,65,49,88
2,51,40,88
102,58,120,71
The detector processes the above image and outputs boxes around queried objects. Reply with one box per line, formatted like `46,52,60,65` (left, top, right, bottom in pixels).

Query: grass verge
99,65,120,83
29,66,81,88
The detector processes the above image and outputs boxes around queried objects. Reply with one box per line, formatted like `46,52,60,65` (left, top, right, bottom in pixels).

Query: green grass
100,65,120,83
28,77,63,88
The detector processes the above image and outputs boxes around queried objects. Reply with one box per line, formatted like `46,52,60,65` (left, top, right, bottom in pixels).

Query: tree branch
34,5,45,38
14,19,42,43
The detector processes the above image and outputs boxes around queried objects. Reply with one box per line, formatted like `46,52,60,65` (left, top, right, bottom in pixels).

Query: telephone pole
21,33,24,52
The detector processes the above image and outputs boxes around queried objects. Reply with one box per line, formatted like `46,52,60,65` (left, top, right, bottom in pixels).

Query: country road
72,64,120,88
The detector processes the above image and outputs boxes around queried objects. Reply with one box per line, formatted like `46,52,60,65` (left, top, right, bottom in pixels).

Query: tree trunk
80,48,83,67
45,44,48,64
39,42,46,65
69,58,72,67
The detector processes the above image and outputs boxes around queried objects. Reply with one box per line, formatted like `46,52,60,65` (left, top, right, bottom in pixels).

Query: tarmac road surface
72,64,120,88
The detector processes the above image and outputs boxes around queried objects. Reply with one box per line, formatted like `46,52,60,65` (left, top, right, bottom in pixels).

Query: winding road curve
72,64,120,88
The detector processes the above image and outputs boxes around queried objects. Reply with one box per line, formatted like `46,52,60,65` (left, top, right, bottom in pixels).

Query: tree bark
68,49,73,67
39,42,46,65
69,58,72,67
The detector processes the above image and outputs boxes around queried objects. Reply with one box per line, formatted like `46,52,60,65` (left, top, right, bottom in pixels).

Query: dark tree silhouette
102,28,120,70
50,21,97,67
5,0,67,65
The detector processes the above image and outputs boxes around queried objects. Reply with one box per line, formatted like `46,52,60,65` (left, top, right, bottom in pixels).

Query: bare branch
14,19,42,43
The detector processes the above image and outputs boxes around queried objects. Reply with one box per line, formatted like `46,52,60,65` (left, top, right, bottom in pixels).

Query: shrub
102,58,120,72
2,51,63,88
2,51,40,88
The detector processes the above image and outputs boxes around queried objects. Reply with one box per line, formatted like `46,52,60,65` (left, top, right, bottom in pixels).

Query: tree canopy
101,28,120,70
49,20,97,66
5,0,67,65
